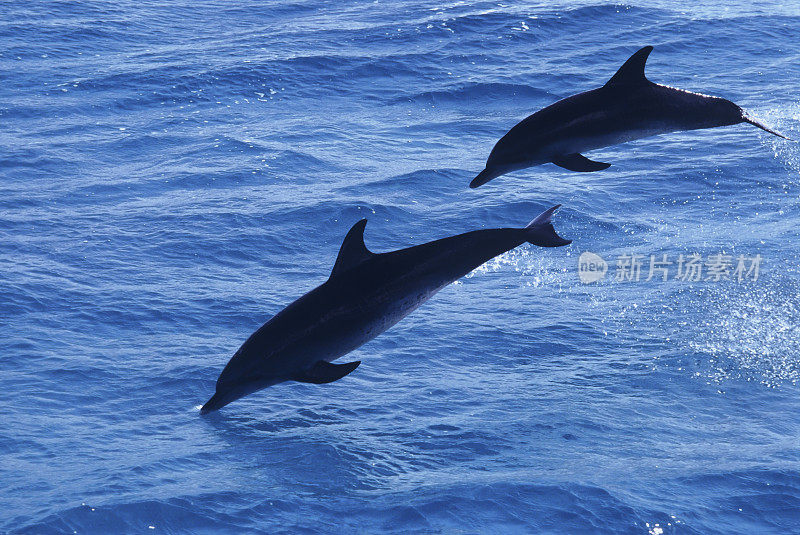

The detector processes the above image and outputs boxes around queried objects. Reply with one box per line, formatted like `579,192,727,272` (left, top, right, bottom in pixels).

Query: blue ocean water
2,0,800,533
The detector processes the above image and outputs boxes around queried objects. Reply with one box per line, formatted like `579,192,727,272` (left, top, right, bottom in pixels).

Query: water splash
688,282,800,387
464,248,571,288
757,101,800,177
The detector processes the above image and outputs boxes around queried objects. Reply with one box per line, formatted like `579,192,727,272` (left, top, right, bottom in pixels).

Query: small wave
392,82,552,107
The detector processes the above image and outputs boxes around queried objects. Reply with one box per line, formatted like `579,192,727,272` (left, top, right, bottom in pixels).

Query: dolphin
200,205,570,414
470,46,790,188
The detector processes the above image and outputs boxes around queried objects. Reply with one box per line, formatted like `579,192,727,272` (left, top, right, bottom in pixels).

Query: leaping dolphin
200,206,570,414
470,46,790,188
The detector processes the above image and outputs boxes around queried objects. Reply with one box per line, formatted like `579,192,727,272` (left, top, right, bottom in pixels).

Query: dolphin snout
200,389,243,414
199,392,225,414
200,377,280,414
470,168,501,188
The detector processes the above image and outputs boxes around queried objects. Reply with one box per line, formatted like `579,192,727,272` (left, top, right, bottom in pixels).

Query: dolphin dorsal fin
330,219,374,277
604,46,653,87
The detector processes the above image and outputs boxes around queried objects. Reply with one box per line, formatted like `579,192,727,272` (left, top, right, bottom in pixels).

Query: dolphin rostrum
470,46,790,188
200,206,570,414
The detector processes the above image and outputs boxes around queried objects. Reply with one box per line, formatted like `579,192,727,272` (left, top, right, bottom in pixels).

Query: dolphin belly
330,284,442,356
548,124,676,158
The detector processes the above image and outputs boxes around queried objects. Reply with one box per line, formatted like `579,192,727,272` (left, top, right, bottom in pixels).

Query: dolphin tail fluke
742,116,793,141
470,168,500,188
524,205,571,247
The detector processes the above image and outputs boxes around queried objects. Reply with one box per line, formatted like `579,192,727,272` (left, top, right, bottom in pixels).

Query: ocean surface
2,1,800,533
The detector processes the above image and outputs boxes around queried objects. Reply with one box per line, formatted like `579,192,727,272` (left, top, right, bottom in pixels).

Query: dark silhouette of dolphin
471,46,790,188
200,205,570,414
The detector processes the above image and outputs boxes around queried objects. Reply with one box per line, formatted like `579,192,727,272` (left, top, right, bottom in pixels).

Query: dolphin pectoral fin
293,360,361,384
552,153,611,172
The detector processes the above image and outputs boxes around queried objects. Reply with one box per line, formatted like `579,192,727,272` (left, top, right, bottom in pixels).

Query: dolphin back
524,205,571,247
